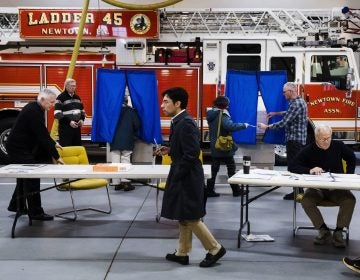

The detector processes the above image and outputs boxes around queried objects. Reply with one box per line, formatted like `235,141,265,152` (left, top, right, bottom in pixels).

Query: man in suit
7,88,64,220
155,87,226,268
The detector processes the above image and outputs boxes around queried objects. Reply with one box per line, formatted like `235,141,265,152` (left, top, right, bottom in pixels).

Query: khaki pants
110,150,132,185
177,219,219,256
301,189,356,229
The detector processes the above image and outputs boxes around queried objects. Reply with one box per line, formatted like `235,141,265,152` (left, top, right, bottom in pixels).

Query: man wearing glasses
258,82,308,200
289,125,356,248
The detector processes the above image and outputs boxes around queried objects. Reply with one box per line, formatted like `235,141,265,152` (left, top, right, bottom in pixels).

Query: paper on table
233,173,273,180
302,174,334,182
332,173,359,179
41,165,91,173
251,169,281,176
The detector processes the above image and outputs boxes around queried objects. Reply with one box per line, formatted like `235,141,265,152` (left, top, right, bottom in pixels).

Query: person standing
110,95,140,191
258,82,308,200
7,88,64,220
206,96,248,197
155,87,226,268
54,78,85,146
289,125,356,248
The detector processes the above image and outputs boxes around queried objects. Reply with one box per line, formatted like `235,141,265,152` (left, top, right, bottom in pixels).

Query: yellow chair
55,146,112,221
293,160,349,241
155,151,203,222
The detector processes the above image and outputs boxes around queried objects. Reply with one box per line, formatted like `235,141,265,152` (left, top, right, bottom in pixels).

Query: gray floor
0,166,360,280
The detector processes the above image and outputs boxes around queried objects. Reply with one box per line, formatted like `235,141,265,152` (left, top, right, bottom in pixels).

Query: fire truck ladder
0,7,359,44
159,8,358,41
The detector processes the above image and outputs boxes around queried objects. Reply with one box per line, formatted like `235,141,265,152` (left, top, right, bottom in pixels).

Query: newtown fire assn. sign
19,9,159,39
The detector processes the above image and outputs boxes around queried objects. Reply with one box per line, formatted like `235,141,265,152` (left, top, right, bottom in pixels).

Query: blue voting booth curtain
258,71,288,144
91,68,126,142
225,70,258,144
127,70,162,144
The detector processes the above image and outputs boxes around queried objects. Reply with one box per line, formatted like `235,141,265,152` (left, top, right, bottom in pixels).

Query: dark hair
162,87,188,109
213,96,229,109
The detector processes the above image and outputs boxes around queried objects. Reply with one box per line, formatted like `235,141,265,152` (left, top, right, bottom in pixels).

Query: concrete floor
0,166,359,280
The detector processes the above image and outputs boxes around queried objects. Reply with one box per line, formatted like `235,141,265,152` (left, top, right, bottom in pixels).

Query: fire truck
0,7,358,163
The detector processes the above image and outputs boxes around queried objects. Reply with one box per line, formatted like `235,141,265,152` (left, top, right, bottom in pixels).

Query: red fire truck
0,7,358,163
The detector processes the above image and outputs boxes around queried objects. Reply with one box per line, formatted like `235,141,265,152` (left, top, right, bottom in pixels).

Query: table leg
238,184,250,248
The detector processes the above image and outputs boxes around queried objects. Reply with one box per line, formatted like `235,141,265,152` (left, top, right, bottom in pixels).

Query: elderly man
7,88,64,220
289,125,356,248
258,82,308,200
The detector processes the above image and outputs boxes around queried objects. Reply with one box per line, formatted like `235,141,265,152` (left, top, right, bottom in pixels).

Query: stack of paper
241,234,274,242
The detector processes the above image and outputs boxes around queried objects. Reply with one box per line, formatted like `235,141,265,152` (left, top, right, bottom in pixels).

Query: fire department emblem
207,61,215,71
130,14,151,35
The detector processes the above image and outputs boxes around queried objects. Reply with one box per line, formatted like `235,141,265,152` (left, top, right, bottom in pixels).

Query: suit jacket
6,101,59,163
161,111,205,220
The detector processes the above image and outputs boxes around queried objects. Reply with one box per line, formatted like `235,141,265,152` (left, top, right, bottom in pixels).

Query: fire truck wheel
0,117,15,164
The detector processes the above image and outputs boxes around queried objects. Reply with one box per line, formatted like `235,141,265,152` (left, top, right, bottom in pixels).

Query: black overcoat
161,111,205,220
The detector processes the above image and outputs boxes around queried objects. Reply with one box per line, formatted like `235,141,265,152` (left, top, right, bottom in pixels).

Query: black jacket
161,111,205,220
289,140,355,174
6,101,59,163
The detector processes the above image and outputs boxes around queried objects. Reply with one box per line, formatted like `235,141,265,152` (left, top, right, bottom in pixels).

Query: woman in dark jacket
206,96,248,197
156,87,226,268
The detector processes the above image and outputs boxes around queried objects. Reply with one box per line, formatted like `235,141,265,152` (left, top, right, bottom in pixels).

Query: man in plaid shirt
258,82,308,200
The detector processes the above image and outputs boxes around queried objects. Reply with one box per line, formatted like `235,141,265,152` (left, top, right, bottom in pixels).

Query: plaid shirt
272,96,308,145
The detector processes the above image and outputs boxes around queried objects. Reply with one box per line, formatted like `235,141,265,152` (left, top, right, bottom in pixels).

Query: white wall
0,0,358,9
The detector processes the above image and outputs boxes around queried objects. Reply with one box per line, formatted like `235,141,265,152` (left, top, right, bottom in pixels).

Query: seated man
289,125,356,248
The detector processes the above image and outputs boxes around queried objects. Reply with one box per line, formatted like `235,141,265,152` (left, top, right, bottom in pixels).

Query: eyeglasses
317,137,331,142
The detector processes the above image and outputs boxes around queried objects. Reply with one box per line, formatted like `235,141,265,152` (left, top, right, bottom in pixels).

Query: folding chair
55,146,112,221
292,160,349,241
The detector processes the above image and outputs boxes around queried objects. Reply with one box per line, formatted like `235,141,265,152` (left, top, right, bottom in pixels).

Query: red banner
19,9,159,39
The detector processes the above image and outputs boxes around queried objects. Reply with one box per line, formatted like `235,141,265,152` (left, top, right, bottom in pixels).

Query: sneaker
333,230,346,248
123,183,135,192
343,257,360,273
283,188,304,200
283,191,295,200
29,213,54,221
199,245,226,268
206,190,220,197
114,183,125,191
314,228,332,245
165,252,189,265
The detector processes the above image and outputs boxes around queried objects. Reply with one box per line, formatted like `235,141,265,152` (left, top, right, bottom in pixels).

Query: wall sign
19,9,159,39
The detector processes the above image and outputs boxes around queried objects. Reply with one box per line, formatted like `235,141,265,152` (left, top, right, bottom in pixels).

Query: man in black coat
7,88,64,220
155,87,226,268
289,125,356,248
